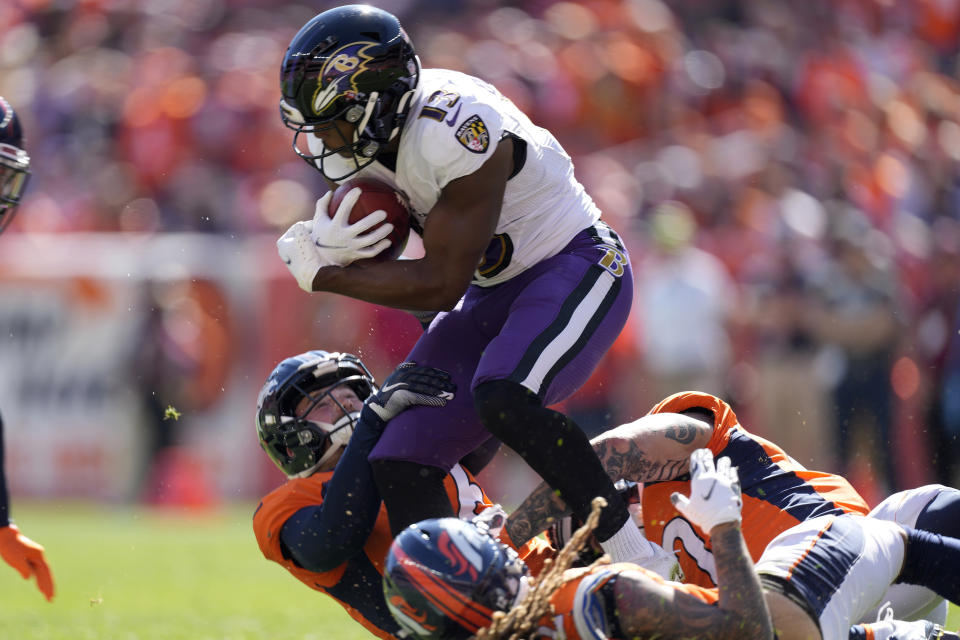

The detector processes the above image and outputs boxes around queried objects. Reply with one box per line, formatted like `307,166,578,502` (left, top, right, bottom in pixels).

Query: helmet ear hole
345,105,365,123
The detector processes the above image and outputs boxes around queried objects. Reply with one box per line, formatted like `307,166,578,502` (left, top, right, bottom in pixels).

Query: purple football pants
369,222,633,469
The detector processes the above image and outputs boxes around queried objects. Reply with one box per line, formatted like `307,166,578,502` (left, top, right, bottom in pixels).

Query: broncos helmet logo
312,41,379,117
437,530,481,581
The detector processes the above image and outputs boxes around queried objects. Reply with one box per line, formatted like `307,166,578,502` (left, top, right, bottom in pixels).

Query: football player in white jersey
274,5,672,575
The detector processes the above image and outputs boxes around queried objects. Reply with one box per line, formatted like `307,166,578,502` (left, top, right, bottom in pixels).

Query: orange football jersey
254,463,553,639
254,463,492,639
641,392,870,588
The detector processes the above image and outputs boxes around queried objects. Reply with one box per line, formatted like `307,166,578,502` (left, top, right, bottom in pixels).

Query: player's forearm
710,522,774,640
590,433,687,483
311,257,467,310
504,482,570,547
280,410,385,572
590,414,712,483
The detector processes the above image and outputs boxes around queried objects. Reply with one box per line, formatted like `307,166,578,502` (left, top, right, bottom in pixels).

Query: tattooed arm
612,523,773,640
590,410,713,482
709,522,773,639
503,411,714,547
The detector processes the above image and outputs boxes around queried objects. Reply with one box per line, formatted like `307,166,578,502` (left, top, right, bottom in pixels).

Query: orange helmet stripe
394,549,495,632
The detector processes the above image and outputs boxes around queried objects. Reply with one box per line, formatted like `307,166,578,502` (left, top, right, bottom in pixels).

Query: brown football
328,178,410,262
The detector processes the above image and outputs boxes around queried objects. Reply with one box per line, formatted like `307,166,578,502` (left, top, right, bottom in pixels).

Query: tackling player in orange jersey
639,391,870,586
507,390,868,588
252,351,550,639
0,96,54,603
508,390,960,626
386,450,960,640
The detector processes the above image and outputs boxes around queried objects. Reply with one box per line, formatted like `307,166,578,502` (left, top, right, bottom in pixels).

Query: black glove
365,362,456,422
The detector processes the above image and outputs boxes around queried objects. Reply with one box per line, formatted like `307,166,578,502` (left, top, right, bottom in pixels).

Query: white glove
571,568,618,640
670,449,742,534
277,220,325,292
636,542,684,582
310,188,394,265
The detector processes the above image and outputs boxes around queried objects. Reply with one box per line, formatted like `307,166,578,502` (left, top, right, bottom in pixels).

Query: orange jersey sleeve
642,392,869,588
253,472,398,638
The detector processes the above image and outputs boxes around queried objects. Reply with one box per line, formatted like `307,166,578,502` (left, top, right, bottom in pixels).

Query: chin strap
388,88,416,141
354,91,381,158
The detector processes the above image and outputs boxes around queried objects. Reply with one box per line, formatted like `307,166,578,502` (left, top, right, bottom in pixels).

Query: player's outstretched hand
310,188,394,264
365,362,456,422
670,449,742,534
0,524,54,602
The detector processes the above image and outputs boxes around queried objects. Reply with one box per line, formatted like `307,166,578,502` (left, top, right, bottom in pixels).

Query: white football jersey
309,68,602,287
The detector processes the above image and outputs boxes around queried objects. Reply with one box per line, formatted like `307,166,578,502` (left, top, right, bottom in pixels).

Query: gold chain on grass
476,497,611,640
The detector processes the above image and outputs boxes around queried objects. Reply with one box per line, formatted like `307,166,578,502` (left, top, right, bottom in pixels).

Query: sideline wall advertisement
0,233,423,503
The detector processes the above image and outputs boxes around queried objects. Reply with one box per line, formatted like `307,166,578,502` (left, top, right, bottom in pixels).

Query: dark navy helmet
278,4,420,181
383,517,529,639
0,97,30,234
255,350,376,477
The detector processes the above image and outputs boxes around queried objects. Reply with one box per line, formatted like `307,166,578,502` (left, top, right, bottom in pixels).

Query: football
328,178,411,262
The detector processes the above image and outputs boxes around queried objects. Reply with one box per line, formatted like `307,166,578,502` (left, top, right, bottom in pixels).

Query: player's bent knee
473,379,539,439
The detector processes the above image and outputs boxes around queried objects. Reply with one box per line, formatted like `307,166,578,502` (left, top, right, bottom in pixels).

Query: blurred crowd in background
1,0,959,506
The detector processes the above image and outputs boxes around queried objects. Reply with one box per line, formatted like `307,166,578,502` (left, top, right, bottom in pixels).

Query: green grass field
2,502,958,639
0,502,369,640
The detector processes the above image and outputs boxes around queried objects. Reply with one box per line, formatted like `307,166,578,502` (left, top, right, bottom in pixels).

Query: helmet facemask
282,76,418,181
0,133,29,234
282,377,364,477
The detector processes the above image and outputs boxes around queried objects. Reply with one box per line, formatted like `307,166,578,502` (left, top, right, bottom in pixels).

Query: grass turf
0,502,370,640
2,502,958,639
